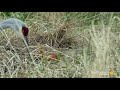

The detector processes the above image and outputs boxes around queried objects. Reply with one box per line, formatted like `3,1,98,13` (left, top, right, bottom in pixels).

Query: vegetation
0,12,120,78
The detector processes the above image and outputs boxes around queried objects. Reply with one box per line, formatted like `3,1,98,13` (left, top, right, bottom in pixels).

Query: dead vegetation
1,12,120,78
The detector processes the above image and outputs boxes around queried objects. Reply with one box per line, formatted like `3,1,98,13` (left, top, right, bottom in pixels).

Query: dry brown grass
0,12,120,78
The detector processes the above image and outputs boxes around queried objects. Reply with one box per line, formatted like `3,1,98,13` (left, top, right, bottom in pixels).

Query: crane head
21,26,29,44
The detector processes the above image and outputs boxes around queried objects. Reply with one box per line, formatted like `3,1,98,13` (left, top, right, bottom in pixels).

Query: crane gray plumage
0,18,29,44
0,18,27,32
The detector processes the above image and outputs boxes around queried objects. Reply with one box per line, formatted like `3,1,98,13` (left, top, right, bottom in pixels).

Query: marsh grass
0,12,120,78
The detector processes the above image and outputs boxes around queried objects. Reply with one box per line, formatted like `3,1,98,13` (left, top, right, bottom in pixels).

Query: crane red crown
22,27,29,36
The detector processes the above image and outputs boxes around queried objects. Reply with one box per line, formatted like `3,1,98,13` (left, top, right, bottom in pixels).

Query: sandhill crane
0,18,29,45
0,18,34,60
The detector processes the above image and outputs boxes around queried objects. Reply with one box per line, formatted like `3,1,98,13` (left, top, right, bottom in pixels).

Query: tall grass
0,12,120,78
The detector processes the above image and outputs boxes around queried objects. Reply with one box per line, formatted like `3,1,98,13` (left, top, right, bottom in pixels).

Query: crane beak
24,36,29,45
